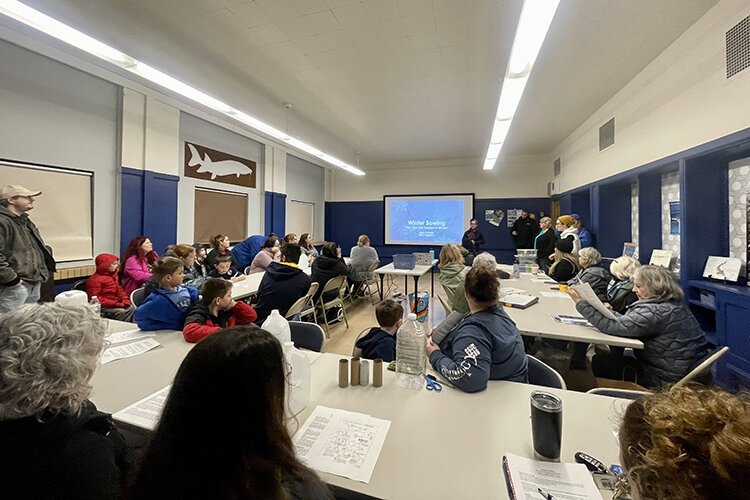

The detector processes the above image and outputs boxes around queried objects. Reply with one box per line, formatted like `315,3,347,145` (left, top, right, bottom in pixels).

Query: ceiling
11,0,719,167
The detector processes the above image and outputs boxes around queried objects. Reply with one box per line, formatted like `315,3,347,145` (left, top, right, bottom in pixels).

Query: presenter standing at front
461,218,485,257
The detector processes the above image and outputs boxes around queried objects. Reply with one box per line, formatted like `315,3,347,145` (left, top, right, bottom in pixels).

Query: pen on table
537,487,556,500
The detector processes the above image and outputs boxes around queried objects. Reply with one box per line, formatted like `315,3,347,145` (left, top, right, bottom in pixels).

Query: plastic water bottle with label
396,313,426,389
89,296,101,316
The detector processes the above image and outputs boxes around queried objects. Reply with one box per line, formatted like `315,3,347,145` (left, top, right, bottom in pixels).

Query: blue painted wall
120,167,179,257
325,197,551,263
264,191,287,236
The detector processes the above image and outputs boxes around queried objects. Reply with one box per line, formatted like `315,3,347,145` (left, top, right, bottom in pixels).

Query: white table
499,273,644,349
230,266,312,300
373,259,438,302
91,324,629,499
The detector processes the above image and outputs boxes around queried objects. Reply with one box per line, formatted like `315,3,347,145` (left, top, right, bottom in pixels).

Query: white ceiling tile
396,0,433,18
375,16,407,41
344,26,380,46
250,23,291,44
264,40,305,60
318,30,352,50
331,3,369,28
401,13,437,36
282,55,317,73
276,16,317,39
290,0,330,16
254,0,298,21
362,0,400,22
303,9,341,34
226,2,272,27
408,31,440,51
325,0,359,8
294,34,331,55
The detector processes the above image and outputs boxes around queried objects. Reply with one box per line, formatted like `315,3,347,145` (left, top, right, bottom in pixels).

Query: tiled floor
318,272,599,392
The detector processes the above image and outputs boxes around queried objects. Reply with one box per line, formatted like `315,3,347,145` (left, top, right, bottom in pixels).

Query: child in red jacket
86,253,135,322
183,278,257,343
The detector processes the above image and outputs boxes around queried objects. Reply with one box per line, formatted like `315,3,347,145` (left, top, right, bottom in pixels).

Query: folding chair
318,275,349,337
352,326,375,357
527,355,567,390
438,294,452,315
359,261,382,304
288,321,325,352
130,287,148,307
673,346,729,388
299,282,319,324
72,279,88,292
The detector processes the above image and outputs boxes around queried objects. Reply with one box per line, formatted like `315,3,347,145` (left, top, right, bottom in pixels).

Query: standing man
511,209,538,249
571,214,594,248
0,185,55,313
461,218,485,256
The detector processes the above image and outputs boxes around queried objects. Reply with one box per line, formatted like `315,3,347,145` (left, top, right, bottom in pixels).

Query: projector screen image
384,194,474,246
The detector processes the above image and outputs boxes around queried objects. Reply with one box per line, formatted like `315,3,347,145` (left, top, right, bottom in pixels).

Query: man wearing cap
510,209,538,250
0,185,56,313
571,213,593,248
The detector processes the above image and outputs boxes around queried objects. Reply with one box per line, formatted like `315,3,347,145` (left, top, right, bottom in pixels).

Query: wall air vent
553,157,561,176
599,118,615,151
547,180,559,196
727,14,749,78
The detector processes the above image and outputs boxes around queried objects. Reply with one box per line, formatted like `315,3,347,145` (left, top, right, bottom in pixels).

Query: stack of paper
112,385,170,430
293,406,391,483
502,453,603,499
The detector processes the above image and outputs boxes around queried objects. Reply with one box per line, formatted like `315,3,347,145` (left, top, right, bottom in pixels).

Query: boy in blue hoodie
355,299,403,362
135,256,199,331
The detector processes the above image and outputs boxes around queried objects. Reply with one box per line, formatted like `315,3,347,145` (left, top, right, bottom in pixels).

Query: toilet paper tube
338,359,349,388
359,359,370,386
350,357,361,386
373,358,383,387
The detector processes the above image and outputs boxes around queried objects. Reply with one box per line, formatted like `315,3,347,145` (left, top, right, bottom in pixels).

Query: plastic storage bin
393,254,417,270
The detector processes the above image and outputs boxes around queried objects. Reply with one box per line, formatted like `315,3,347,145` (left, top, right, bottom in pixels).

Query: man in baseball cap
0,184,55,313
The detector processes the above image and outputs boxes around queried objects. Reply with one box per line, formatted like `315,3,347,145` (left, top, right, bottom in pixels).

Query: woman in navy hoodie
135,256,199,331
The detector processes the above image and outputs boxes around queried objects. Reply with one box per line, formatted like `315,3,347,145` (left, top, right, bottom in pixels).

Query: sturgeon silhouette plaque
184,142,256,188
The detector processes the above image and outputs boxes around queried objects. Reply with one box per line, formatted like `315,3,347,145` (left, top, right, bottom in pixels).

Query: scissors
425,374,443,392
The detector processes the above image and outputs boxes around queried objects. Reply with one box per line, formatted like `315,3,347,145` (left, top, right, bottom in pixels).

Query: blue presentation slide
389,198,465,244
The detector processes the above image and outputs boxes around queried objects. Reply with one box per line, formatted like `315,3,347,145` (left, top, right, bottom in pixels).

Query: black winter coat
310,255,349,302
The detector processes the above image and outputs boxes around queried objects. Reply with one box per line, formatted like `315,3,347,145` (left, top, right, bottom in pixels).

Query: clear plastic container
261,309,291,344
283,341,310,416
396,313,426,389
89,296,101,316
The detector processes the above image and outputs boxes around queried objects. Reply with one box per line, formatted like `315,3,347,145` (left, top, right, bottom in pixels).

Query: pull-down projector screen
384,194,474,246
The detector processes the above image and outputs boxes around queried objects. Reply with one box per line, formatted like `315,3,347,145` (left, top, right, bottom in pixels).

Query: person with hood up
252,243,311,324
310,242,349,302
86,254,135,322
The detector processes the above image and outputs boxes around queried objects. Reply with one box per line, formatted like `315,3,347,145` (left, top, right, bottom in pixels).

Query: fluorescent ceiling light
0,0,365,176
482,0,558,171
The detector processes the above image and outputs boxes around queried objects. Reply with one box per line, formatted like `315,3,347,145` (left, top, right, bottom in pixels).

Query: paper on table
502,452,603,500
571,282,616,320
541,291,569,298
112,385,170,430
100,338,160,365
531,278,557,284
106,329,154,345
293,406,391,483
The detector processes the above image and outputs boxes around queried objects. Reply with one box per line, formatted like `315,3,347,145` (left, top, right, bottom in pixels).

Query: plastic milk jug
396,313,426,389
261,310,310,415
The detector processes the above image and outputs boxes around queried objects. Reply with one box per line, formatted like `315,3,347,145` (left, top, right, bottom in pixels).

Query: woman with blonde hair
619,386,750,500
606,255,641,314
572,247,611,300
438,244,469,314
547,239,580,283
554,215,580,254
570,265,708,388
348,234,379,295
534,216,557,271
0,304,126,498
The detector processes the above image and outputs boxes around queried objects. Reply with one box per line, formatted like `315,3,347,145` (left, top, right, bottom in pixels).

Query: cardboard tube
351,357,361,386
360,359,370,386
338,359,349,388
373,358,383,387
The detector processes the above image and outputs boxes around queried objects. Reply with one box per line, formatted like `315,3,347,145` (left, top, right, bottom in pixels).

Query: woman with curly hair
0,304,127,499
619,386,750,500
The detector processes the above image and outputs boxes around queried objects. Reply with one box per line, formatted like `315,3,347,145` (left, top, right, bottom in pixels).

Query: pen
537,487,556,500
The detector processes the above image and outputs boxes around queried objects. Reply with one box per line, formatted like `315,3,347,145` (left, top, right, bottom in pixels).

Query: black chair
527,355,566,390
289,321,325,352
72,279,88,292
130,287,148,307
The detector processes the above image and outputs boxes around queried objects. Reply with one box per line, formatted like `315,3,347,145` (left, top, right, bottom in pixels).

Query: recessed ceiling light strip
483,0,559,170
0,0,366,176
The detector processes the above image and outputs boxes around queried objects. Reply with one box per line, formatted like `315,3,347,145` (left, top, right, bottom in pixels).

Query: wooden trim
54,266,96,281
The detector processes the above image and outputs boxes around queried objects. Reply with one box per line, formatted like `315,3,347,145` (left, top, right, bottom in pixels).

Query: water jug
396,313,426,389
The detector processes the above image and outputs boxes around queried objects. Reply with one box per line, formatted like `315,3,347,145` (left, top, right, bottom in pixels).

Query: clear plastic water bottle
396,313,426,390
512,263,521,279
89,296,101,316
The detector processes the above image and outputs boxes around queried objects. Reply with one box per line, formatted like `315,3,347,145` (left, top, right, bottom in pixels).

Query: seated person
253,244,311,324
135,256,199,331
355,299,403,362
606,255,641,314
619,386,750,500
570,265,708,388
472,251,510,279
438,244,469,314
204,234,235,271
283,233,297,244
570,247,611,299
122,235,158,296
193,245,208,277
426,266,528,393
299,233,319,260
310,242,349,302
86,253,135,322
230,234,266,271
172,244,208,289
208,255,246,282
348,234,379,294
183,278,257,343
0,304,127,499
547,239,580,283
129,326,332,499
248,236,281,274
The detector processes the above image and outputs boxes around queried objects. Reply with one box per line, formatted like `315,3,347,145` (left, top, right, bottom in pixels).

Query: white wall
286,155,325,241
553,0,750,192
0,38,119,262
329,156,550,201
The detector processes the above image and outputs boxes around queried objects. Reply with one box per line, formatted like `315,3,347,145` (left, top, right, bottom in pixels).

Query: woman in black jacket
547,239,580,283
310,241,350,302
0,304,127,499
534,216,557,272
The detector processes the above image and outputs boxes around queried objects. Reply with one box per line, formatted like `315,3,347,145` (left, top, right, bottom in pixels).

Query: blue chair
289,321,325,352
527,355,566,390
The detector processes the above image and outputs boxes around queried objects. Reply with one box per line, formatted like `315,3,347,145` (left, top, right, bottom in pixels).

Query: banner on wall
184,142,256,188
669,201,680,235
485,209,505,227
